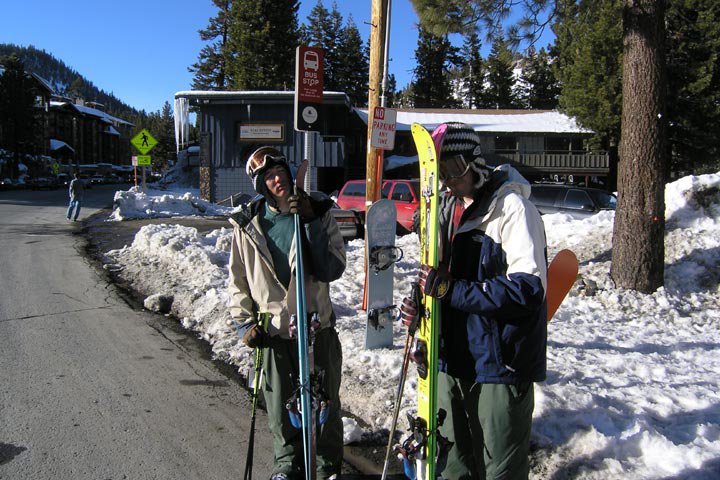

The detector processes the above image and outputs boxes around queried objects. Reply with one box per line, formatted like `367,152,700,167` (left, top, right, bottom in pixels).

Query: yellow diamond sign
131,128,158,155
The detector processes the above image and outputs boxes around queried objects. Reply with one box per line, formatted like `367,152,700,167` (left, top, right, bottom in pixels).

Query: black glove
288,188,314,220
419,264,453,299
243,323,269,349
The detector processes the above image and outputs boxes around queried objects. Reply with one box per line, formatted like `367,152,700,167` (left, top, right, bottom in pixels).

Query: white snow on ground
109,186,235,220
102,172,720,479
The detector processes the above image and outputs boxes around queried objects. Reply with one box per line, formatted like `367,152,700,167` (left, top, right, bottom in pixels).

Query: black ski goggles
248,151,287,178
439,154,471,182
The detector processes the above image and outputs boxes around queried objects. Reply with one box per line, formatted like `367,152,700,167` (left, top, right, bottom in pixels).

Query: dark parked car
529,184,617,218
29,177,59,190
330,205,363,242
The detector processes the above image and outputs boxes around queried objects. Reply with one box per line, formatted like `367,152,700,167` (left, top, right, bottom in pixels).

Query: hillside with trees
0,43,142,121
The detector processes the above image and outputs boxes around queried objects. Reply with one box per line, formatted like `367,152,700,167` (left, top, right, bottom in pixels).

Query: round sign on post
294,46,324,132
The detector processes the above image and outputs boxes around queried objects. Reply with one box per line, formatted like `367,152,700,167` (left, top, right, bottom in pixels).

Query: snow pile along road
103,172,720,479
109,187,234,221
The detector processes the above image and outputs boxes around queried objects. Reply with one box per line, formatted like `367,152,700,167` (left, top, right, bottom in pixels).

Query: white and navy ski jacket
438,165,548,384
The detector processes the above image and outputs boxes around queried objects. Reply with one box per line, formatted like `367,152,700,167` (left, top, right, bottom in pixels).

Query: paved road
0,185,272,480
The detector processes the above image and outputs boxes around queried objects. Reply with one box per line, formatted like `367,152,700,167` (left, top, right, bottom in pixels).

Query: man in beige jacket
228,146,346,480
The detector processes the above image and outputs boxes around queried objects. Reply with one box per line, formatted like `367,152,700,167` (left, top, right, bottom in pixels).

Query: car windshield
589,190,617,209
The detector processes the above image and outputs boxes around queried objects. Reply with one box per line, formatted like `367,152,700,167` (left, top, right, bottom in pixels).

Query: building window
545,137,571,153
494,136,517,153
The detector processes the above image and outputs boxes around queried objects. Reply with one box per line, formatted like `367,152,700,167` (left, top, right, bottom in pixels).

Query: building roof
175,90,352,106
354,108,591,134
49,139,75,153
49,100,134,127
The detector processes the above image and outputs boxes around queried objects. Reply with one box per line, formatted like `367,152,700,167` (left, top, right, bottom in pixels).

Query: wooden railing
485,152,610,174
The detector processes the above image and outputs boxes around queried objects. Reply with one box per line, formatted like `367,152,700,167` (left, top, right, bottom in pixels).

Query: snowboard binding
368,305,398,330
369,245,404,273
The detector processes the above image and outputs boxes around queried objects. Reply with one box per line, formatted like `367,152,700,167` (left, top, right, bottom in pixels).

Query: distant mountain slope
0,43,142,121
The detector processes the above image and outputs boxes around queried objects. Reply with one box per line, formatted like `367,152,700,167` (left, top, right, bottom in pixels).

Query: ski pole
243,313,271,480
381,283,421,480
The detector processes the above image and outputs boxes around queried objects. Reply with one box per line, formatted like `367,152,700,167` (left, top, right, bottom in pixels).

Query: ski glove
419,264,453,299
243,323,269,349
288,188,314,220
399,296,419,328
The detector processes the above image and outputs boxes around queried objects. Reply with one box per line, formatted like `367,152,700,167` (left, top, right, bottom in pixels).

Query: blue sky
1,0,552,113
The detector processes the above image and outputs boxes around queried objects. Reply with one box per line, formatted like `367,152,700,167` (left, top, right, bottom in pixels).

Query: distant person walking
66,171,84,221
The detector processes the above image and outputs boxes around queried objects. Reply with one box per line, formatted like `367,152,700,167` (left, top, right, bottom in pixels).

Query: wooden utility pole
365,0,388,207
363,0,389,311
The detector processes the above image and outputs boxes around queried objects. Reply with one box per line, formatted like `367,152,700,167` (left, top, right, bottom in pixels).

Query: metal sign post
295,45,324,193
130,130,157,193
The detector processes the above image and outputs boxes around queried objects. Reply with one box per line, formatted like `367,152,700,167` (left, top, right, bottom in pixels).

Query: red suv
336,179,420,233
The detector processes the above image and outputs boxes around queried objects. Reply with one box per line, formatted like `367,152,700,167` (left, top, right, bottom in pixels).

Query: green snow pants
262,327,343,480
437,372,534,480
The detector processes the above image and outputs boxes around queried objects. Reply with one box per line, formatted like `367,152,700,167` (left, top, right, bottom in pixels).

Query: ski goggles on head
439,153,471,182
247,151,287,178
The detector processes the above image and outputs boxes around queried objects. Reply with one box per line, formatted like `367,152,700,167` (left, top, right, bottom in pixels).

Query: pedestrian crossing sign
130,128,158,154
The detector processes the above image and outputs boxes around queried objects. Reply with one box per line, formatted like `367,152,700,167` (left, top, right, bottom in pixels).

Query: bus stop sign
294,46,324,132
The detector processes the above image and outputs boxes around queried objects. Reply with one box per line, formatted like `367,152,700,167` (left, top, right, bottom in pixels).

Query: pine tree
552,0,623,150
189,0,233,90
66,76,87,100
385,73,397,108
665,0,720,174
484,37,519,109
301,1,345,92
412,27,459,108
229,0,300,90
459,31,485,108
518,47,560,109
611,0,668,292
0,54,41,179
408,0,673,292
335,15,369,105
147,102,176,172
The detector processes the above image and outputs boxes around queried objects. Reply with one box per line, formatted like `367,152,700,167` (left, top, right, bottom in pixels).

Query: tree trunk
611,0,667,293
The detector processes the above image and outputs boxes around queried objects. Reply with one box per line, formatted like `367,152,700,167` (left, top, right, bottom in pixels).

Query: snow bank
109,187,234,221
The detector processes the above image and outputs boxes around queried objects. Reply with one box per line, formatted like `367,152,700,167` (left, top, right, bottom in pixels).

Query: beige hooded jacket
227,196,346,338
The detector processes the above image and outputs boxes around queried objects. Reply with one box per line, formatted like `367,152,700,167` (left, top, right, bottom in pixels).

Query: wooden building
47,99,134,168
175,90,611,203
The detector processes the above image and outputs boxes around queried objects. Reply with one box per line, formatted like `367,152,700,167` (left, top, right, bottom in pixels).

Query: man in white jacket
401,123,548,480
227,146,346,480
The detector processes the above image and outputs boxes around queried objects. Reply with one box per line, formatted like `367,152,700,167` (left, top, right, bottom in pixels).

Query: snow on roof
49,101,134,127
174,90,351,106
175,90,348,98
354,108,591,134
49,139,75,152
104,125,120,136
0,66,54,94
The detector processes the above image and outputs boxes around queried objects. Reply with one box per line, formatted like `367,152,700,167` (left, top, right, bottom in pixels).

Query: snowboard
365,199,400,349
409,123,442,480
546,249,579,321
